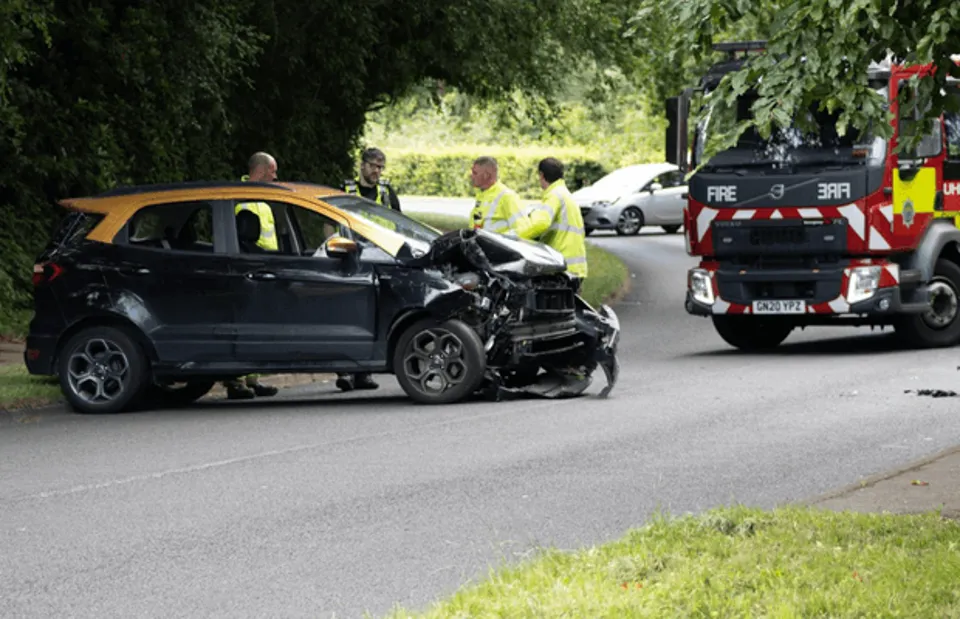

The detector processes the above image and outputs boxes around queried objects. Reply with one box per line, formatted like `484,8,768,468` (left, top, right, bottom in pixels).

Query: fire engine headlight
689,268,715,305
847,266,882,304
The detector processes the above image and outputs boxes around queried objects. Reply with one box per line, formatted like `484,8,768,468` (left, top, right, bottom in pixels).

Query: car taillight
33,262,65,286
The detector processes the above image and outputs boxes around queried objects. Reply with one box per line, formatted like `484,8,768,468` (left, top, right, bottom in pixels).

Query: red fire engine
666,41,960,350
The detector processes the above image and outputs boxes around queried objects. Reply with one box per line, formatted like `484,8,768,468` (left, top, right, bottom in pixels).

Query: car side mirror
325,236,359,258
649,182,663,193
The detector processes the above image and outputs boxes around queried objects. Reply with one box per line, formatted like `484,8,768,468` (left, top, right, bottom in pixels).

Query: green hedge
381,146,609,199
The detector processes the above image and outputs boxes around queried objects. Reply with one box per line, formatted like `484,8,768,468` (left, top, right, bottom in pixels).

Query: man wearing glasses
336,147,403,393
343,147,402,212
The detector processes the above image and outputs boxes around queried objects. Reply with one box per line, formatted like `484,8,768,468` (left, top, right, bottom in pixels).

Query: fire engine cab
666,41,960,350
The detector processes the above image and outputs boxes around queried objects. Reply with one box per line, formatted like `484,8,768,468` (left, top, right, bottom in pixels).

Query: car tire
616,207,643,236
57,325,149,414
141,380,216,409
662,225,681,234
393,317,487,404
894,259,960,348
712,315,793,351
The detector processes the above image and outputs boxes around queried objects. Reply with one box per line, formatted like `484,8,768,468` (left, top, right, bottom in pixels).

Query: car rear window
49,211,104,249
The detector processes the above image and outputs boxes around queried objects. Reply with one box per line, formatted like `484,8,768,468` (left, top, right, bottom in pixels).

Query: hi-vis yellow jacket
470,181,528,234
519,179,588,278
236,174,278,250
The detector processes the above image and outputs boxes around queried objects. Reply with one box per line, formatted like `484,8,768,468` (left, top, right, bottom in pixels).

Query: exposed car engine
418,228,621,399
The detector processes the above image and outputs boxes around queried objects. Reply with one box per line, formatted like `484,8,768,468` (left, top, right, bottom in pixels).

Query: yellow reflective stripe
348,182,384,205
482,190,507,227
548,222,585,234
486,219,511,231
505,211,526,226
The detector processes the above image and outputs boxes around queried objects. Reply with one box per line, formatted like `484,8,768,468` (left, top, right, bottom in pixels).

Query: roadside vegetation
385,505,960,618
0,364,60,412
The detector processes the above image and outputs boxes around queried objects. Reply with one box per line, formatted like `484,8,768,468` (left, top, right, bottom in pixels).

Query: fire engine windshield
694,86,889,171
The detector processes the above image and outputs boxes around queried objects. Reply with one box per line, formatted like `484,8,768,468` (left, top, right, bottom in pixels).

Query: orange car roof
58,181,346,213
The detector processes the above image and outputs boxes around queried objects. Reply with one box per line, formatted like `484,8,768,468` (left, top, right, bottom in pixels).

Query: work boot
336,373,355,392
224,380,255,400
354,373,379,390
249,381,278,397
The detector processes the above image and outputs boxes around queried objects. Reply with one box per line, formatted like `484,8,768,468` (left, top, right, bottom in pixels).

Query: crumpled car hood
413,228,568,278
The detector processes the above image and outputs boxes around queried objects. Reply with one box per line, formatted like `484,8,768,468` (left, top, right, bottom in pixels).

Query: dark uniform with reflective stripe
334,178,400,392
343,179,402,212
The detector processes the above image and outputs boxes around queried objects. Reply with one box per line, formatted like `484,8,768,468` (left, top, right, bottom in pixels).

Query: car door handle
246,271,277,281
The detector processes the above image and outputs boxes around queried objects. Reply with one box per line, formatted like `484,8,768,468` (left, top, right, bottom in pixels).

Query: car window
946,85,960,161
655,170,683,188
124,201,216,253
325,195,441,246
285,204,344,255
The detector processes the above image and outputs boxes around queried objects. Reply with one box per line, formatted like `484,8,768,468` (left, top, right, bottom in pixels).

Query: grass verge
410,212,630,307
0,364,61,412
384,505,960,618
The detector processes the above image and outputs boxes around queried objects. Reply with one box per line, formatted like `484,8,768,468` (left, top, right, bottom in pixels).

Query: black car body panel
25,184,621,409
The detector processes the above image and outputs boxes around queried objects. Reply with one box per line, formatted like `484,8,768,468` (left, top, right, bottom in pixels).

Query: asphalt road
4,224,960,618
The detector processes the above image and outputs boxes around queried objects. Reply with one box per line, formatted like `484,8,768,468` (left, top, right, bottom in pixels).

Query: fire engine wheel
895,259,960,348
711,315,793,352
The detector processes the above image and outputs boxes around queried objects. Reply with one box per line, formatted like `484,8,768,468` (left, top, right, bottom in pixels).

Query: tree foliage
637,0,960,161
0,0,632,335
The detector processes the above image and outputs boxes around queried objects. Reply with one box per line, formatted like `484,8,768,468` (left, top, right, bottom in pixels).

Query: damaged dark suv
25,181,621,414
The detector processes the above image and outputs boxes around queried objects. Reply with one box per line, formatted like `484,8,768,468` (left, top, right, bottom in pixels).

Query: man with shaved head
223,152,281,400
469,156,528,235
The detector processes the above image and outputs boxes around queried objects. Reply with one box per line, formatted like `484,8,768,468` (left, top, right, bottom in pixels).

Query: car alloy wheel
67,338,131,404
58,326,148,414
616,207,643,236
393,318,486,404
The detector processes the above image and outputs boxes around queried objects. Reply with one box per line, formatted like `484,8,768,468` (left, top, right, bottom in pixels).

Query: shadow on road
195,393,417,411
685,330,916,358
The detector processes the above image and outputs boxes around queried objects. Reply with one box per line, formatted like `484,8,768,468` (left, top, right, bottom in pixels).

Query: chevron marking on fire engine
879,204,894,226
884,263,900,283
770,209,783,219
697,207,718,242
798,208,822,219
712,299,730,314
869,226,892,250
732,209,755,219
828,296,851,313
837,204,865,240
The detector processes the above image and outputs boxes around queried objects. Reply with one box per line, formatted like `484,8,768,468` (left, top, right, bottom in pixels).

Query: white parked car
572,163,687,236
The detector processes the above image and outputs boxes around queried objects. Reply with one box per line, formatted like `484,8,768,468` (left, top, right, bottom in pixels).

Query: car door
227,199,378,364
645,170,687,224
101,199,237,364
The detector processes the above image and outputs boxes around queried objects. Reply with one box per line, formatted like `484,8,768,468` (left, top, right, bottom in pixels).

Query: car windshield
694,85,889,171
324,195,441,255
590,167,657,192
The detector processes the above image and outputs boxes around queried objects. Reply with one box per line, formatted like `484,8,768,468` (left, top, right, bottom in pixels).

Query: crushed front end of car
415,228,621,399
